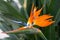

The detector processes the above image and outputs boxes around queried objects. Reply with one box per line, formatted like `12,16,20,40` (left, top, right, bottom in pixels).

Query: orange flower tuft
27,4,54,27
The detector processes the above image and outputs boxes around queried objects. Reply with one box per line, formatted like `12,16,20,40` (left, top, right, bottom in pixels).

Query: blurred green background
0,0,60,40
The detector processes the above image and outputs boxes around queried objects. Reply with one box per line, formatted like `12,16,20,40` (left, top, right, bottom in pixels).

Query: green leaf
0,0,27,22
38,30,47,40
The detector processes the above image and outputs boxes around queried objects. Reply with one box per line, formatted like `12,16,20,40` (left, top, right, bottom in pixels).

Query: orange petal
36,15,53,21
34,7,42,17
27,13,34,25
27,11,34,25
34,19,54,27
30,3,34,13
34,7,37,12
27,3,34,25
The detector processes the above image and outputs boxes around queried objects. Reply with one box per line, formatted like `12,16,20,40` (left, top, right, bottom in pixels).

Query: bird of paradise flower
7,4,54,32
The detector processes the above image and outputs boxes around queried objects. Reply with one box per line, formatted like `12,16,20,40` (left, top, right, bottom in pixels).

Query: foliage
0,0,60,40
